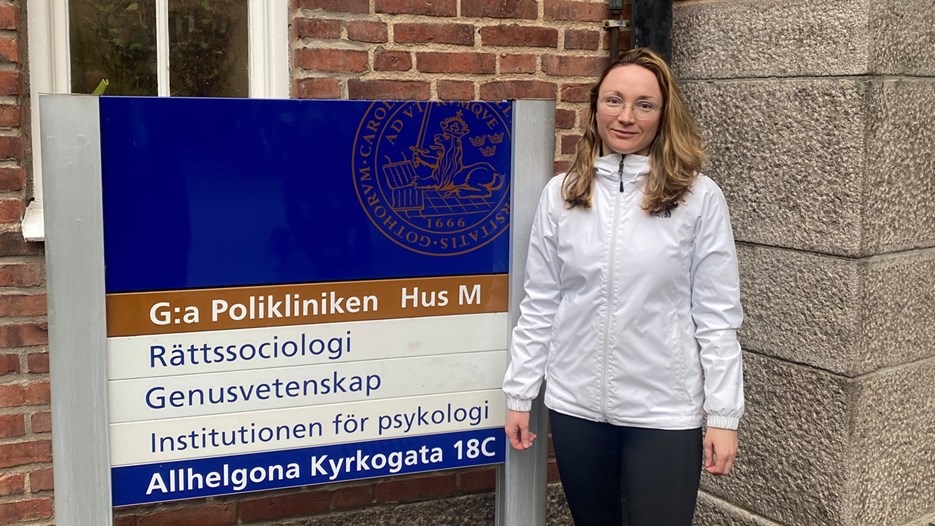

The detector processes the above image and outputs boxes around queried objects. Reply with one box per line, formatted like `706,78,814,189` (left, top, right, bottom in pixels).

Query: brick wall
0,1,627,523
293,0,630,174
0,1,55,524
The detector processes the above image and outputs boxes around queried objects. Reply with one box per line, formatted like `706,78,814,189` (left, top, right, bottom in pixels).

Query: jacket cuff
706,415,739,430
506,397,533,412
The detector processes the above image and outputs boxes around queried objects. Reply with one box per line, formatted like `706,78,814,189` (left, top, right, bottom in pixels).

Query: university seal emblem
352,101,512,256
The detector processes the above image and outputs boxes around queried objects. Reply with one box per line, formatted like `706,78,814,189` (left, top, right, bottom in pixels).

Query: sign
96,98,513,506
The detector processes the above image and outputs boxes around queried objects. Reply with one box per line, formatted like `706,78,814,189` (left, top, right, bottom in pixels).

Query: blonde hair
562,48,705,214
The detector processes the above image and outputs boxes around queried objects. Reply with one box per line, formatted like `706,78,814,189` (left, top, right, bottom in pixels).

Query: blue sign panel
100,98,513,293
112,428,504,506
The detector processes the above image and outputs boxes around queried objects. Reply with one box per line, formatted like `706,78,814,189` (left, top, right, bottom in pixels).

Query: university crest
352,101,512,256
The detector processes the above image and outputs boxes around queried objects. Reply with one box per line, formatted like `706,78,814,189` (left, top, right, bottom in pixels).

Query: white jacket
503,153,744,430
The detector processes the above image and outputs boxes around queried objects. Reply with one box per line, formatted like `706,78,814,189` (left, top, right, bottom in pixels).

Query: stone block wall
673,1,935,525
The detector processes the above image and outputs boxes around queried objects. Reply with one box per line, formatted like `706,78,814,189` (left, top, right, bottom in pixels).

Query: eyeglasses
597,96,661,120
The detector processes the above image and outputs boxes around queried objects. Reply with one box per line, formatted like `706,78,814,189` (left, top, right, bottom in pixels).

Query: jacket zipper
618,155,625,193
601,156,625,419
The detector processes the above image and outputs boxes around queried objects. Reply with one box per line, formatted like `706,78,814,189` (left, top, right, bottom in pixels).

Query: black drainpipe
606,0,627,60
629,0,673,62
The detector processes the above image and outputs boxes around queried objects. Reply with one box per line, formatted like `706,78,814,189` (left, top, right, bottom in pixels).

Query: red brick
347,21,387,43
0,352,18,374
545,0,608,22
548,458,562,482
375,0,456,16
0,4,17,30
0,70,19,96
0,413,25,437
561,134,580,155
500,54,537,74
114,514,139,526
437,80,474,101
565,28,600,50
30,411,52,433
0,199,24,223
480,25,558,47
348,80,429,100
297,48,369,73
0,263,40,287
458,467,496,492
331,485,373,510
0,167,23,191
0,380,50,408
542,55,608,77
295,77,342,99
0,294,46,317
0,472,24,496
138,504,236,526
0,36,18,63
0,104,20,127
295,18,341,39
0,134,22,160
480,80,556,100
394,23,474,45
374,49,412,72
555,108,577,129
0,440,52,468
0,233,44,256
462,0,537,19
240,491,329,521
30,468,54,492
0,498,53,523
561,82,592,103
297,0,370,13
375,474,456,502
27,352,48,374
603,29,631,54
0,323,48,348
417,52,496,74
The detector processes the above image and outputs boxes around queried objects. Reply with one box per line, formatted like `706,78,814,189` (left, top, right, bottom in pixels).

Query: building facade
0,1,932,525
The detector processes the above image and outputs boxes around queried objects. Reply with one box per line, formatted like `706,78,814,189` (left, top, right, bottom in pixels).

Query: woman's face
595,64,663,156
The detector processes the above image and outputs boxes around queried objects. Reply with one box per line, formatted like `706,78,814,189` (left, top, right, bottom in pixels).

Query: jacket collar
595,153,650,186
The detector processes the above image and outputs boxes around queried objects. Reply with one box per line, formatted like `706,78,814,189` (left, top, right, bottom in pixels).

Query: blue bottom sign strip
112,427,504,506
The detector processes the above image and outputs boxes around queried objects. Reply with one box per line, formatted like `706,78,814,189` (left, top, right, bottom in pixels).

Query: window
23,0,288,240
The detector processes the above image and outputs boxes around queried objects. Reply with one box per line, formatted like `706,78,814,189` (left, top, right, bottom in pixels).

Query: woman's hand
703,427,738,476
504,410,537,450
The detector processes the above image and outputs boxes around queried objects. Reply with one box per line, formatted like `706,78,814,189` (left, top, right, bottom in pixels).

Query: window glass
70,0,158,95
169,0,249,97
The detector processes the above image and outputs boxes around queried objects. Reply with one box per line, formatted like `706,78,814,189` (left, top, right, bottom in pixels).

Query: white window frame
23,0,289,241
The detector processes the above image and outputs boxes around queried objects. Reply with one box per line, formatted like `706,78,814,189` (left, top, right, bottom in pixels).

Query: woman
502,47,744,525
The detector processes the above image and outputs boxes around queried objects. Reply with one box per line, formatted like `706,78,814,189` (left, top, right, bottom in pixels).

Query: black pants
549,410,702,526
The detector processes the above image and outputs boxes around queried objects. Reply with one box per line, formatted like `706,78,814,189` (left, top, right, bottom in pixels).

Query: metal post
495,99,556,526
41,94,114,525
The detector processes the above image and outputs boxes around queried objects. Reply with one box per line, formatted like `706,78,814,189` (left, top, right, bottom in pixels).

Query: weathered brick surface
394,23,474,45
462,0,538,19
500,54,538,74
0,498,53,523
348,79,430,100
480,25,559,47
374,49,413,72
417,52,497,74
138,504,237,526
295,77,342,99
295,18,341,39
437,80,475,100
240,491,330,521
374,0,457,17
347,21,388,43
297,0,370,14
